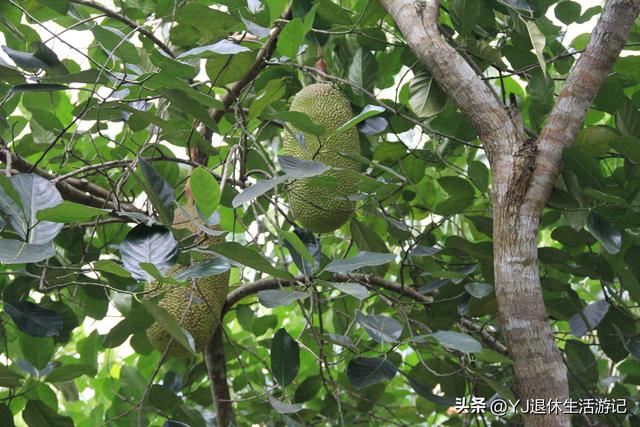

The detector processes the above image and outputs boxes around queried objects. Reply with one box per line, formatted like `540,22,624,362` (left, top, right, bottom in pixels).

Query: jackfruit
282,83,361,233
145,203,229,358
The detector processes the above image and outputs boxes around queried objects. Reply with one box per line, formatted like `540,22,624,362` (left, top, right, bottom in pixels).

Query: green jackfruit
282,83,361,233
145,203,229,358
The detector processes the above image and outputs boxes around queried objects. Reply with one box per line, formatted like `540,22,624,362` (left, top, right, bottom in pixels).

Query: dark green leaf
355,311,402,343
120,224,178,281
208,242,295,280
271,328,300,387
430,331,482,353
586,211,621,254
22,400,73,427
0,365,24,388
346,357,396,388
4,301,63,337
173,259,230,281
258,290,310,308
138,158,176,227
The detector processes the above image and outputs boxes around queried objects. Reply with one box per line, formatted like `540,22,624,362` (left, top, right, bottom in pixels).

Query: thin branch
69,0,176,58
5,153,141,213
224,273,508,356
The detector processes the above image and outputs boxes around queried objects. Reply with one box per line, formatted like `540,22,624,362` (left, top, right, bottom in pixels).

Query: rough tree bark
379,0,640,425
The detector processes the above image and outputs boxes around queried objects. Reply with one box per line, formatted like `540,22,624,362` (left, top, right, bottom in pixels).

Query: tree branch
223,273,508,356
69,0,176,58
197,6,293,164
524,0,640,214
204,328,234,427
5,153,141,212
378,0,518,160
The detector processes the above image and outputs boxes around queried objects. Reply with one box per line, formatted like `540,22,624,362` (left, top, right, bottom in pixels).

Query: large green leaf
208,242,295,280
271,328,300,387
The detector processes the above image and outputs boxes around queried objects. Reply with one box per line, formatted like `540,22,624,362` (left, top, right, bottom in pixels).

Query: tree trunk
493,202,569,426
205,327,234,427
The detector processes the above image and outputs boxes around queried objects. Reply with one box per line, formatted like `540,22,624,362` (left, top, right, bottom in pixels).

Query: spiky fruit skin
145,204,229,358
282,83,360,233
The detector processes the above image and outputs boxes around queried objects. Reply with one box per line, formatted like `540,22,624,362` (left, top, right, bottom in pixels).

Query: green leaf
438,176,475,198
177,40,250,59
564,340,597,385
610,136,640,161
346,357,396,389
258,290,310,308
0,403,15,427
349,48,377,91
46,364,97,383
525,20,546,77
0,240,56,264
465,282,493,299
138,158,176,227
449,0,482,37
22,400,73,427
616,98,640,137
190,167,220,219
250,78,286,119
408,71,448,118
555,1,582,25
208,242,295,280
562,147,604,190
120,224,178,281
569,300,609,338
279,156,330,179
281,230,314,265
91,26,140,63
325,252,394,273
334,105,385,135
434,196,475,216
140,299,197,356
206,50,255,86
574,126,618,157
268,111,326,136
36,201,107,223
271,328,300,387
586,211,621,254
329,282,369,300
149,384,180,411
276,18,306,58
156,88,219,130
93,260,132,278
10,84,68,93
430,331,482,353
468,161,489,192
0,365,24,388
4,301,63,337
1,174,63,244
173,259,230,281
355,311,402,343
232,175,288,208
268,395,303,414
